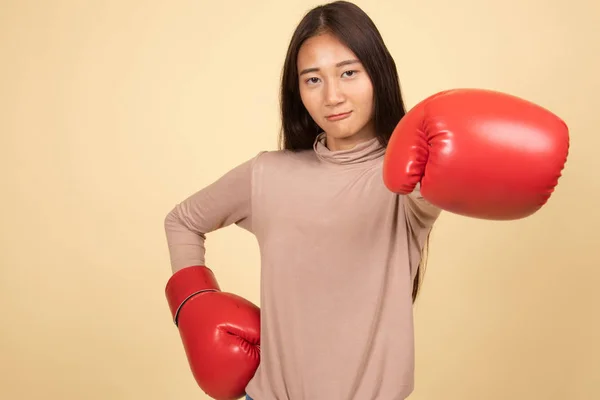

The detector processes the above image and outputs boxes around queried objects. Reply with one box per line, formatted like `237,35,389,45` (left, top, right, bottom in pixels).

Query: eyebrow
299,59,360,76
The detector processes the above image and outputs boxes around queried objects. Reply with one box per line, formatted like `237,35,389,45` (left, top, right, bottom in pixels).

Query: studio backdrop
1,0,598,399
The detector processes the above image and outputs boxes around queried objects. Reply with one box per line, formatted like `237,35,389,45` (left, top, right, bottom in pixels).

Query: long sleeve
164,153,261,273
403,182,442,233
402,182,442,273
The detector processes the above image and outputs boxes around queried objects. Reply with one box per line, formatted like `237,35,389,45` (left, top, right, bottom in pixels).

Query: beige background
1,0,598,399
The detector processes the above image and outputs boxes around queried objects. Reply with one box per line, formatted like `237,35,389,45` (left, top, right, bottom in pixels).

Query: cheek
299,87,320,114
352,80,374,108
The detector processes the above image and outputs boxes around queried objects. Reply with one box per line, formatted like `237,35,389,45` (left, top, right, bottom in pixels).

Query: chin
322,119,373,140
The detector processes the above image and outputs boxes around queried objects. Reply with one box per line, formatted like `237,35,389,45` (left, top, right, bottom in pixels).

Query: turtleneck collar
313,132,385,166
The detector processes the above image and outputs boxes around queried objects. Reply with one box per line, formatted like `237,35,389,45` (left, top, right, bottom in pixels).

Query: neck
312,131,385,166
324,124,378,151
325,135,374,151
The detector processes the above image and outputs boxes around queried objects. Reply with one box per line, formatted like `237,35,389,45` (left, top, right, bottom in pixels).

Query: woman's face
297,32,376,151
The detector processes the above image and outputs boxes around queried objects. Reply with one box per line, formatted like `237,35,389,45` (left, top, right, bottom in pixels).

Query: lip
326,111,352,121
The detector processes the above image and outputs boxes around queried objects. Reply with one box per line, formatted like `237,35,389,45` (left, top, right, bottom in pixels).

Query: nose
324,80,345,107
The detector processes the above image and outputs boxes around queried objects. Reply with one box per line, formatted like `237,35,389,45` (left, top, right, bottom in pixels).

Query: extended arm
384,88,568,221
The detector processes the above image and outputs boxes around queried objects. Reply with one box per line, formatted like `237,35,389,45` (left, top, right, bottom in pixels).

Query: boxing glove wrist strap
165,265,221,326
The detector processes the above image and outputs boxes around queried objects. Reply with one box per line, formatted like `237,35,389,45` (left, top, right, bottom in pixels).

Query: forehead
297,33,358,68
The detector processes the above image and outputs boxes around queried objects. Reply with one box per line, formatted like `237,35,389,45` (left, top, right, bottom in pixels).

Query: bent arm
164,154,261,273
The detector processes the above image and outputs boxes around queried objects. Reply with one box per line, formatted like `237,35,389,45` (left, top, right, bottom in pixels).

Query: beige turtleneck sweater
164,132,441,400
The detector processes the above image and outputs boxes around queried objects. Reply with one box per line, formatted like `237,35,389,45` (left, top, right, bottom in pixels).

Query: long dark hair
278,0,405,151
277,0,429,303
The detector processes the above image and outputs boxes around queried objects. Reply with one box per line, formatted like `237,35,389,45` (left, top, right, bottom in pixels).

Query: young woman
163,2,568,399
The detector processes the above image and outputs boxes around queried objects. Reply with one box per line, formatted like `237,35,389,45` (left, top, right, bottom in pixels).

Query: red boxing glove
165,266,260,400
383,88,569,220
